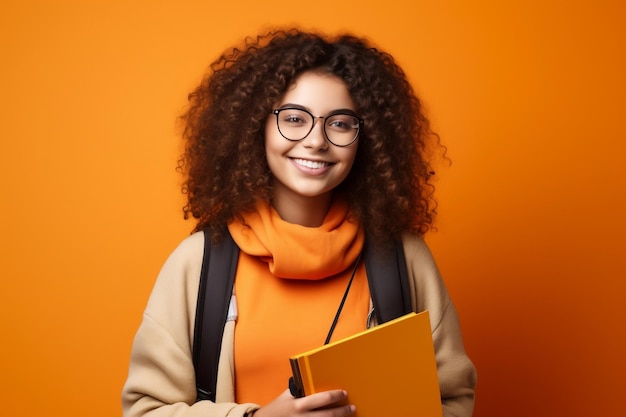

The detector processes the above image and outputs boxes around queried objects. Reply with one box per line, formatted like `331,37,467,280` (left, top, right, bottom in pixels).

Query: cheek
264,124,289,176
333,146,359,184
344,145,359,169
264,130,283,158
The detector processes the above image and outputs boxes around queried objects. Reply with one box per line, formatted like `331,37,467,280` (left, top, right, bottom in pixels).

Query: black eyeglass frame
272,107,364,147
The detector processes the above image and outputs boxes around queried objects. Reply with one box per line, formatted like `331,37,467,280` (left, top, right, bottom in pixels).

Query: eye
326,115,358,132
278,109,311,126
283,114,306,124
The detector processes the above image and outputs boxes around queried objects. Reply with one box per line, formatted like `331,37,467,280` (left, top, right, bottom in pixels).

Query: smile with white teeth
292,158,332,169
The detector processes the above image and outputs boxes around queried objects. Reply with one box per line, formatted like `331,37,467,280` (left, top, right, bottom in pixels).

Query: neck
270,189,333,228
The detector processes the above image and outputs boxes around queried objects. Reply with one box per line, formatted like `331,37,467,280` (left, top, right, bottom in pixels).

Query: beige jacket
122,232,477,417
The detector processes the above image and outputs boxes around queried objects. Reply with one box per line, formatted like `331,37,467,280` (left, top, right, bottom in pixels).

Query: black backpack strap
192,230,239,402
363,237,413,324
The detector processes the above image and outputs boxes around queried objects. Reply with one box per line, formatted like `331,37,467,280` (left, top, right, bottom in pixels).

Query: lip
289,157,334,176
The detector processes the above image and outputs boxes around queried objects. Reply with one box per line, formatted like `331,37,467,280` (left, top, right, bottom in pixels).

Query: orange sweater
228,200,370,405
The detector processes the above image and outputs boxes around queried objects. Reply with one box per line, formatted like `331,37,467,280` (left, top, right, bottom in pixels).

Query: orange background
1,1,624,416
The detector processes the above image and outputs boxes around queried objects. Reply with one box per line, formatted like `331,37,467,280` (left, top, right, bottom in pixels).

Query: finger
295,390,349,411
311,404,356,417
277,388,294,400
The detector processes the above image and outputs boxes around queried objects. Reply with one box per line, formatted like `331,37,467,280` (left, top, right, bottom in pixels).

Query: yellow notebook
289,311,442,417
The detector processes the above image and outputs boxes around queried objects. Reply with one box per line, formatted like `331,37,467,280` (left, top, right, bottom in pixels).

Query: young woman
122,29,476,417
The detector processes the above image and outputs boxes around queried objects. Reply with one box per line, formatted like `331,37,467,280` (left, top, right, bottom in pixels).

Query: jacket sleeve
121,233,258,417
402,234,477,417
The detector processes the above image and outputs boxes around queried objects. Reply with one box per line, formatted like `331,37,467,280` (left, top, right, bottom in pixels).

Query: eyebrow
277,103,358,117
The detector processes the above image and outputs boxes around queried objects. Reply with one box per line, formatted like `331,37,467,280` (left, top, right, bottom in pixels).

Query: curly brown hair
178,29,444,246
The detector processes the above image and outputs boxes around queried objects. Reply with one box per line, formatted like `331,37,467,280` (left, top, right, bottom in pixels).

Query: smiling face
264,71,359,226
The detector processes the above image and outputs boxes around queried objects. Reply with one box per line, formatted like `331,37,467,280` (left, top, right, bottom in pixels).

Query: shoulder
151,232,205,291
143,232,206,336
400,232,437,270
166,231,205,265
155,230,205,288
400,232,451,324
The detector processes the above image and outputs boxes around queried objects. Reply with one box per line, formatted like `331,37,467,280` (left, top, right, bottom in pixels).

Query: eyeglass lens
275,108,360,146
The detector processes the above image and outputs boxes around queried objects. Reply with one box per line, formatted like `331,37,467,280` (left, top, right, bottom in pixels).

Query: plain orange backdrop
1,1,624,416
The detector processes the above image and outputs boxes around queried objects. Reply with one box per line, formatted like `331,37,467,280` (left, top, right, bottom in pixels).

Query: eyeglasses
272,107,364,147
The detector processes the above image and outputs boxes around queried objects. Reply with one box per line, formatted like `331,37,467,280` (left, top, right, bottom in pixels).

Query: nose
302,117,329,150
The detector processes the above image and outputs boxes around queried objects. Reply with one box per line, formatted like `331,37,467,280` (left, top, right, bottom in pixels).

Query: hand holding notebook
289,311,443,417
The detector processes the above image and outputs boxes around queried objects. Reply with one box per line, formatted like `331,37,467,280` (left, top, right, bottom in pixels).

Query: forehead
279,71,355,113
